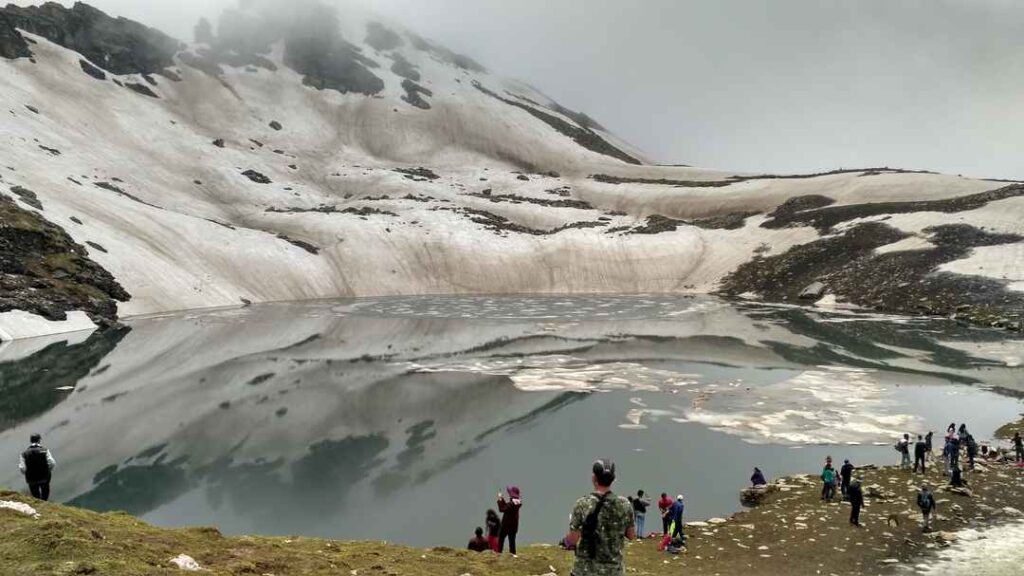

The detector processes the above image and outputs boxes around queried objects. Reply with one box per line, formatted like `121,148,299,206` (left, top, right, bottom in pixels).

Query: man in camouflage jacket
563,459,636,576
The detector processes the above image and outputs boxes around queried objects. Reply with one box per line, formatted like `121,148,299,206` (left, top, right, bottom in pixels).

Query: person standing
485,509,501,551
914,435,927,473
668,495,685,540
966,435,978,470
821,462,836,501
564,459,635,576
467,527,490,552
917,485,937,532
924,431,934,460
657,492,673,536
896,434,911,469
840,459,854,500
848,479,864,526
631,490,650,538
1013,431,1023,463
19,434,56,501
497,486,522,555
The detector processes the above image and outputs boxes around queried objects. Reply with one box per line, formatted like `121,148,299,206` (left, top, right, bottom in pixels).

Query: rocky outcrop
400,79,432,109
0,12,31,59
0,2,181,74
0,193,129,326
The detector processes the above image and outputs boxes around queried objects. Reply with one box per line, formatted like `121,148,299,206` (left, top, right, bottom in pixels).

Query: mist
11,0,1024,179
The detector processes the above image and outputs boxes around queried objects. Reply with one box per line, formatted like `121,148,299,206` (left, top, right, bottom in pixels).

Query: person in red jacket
657,492,673,536
497,486,522,555
485,509,500,551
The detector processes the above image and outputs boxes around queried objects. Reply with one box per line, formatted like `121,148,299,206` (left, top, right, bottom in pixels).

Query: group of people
468,486,523,554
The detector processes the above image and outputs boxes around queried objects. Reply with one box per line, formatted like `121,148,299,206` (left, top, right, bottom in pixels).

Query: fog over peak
10,0,1024,179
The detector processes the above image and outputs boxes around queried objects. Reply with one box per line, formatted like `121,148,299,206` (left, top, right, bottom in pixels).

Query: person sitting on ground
564,459,635,576
914,434,927,473
840,459,854,500
917,485,937,532
657,492,673,536
1014,432,1024,463
751,467,767,487
19,433,56,501
848,478,865,526
468,527,490,552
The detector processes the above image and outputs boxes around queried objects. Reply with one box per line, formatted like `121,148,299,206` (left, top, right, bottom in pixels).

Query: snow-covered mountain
2,0,1023,340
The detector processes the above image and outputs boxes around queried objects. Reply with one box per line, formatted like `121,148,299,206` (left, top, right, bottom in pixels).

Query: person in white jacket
19,433,56,501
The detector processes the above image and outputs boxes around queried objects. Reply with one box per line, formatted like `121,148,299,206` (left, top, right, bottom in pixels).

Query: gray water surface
1,295,1022,546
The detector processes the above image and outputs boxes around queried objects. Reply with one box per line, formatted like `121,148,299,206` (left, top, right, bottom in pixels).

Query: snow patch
169,554,202,571
0,310,96,342
0,500,39,518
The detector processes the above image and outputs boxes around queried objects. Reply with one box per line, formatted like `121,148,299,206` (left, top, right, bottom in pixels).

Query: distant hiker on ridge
564,459,635,576
19,433,56,501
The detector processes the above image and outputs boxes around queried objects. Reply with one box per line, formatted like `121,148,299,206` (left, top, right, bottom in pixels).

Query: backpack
917,493,931,510
582,492,613,560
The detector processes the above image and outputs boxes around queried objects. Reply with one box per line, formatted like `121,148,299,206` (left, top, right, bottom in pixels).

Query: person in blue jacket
668,495,685,540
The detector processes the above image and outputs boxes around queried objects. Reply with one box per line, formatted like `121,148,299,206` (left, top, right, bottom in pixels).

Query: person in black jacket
917,485,937,532
847,479,864,526
467,527,490,552
914,435,927,473
840,459,854,500
19,434,56,501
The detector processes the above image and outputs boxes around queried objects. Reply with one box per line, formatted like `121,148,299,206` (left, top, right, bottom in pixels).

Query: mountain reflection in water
1,296,1022,545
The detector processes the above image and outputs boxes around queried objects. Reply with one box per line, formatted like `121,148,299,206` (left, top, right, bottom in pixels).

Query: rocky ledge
0,192,129,328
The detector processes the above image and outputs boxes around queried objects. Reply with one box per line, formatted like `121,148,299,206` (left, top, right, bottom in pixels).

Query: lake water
1,295,1023,547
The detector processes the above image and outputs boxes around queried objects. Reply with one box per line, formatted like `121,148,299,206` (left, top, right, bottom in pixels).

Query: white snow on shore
916,521,1024,576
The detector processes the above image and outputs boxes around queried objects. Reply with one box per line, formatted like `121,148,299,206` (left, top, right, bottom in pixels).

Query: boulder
740,485,777,507
799,281,827,300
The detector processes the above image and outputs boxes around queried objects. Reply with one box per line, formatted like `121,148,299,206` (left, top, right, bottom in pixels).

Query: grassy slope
3,455,1024,576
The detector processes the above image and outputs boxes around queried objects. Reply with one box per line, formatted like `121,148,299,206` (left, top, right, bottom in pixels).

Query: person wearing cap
497,486,522,555
668,495,685,540
19,433,56,501
564,459,635,576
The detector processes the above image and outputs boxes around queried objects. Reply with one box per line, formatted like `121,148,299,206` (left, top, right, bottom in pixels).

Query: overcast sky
17,0,1024,178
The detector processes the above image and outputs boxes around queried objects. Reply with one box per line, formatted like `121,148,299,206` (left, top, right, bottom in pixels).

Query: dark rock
94,181,163,210
156,68,181,82
78,58,106,80
365,22,403,51
517,174,530,181
276,233,319,255
0,193,129,325
389,53,419,81
70,216,83,225
242,170,271,184
85,241,107,253
25,105,39,114
0,12,31,59
9,185,42,210
124,82,159,98
408,32,486,73
269,120,282,131
212,139,225,148
400,78,432,110
38,145,61,156
142,74,157,86
473,81,642,166
249,139,264,148
798,281,827,300
394,167,440,181
0,2,181,75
